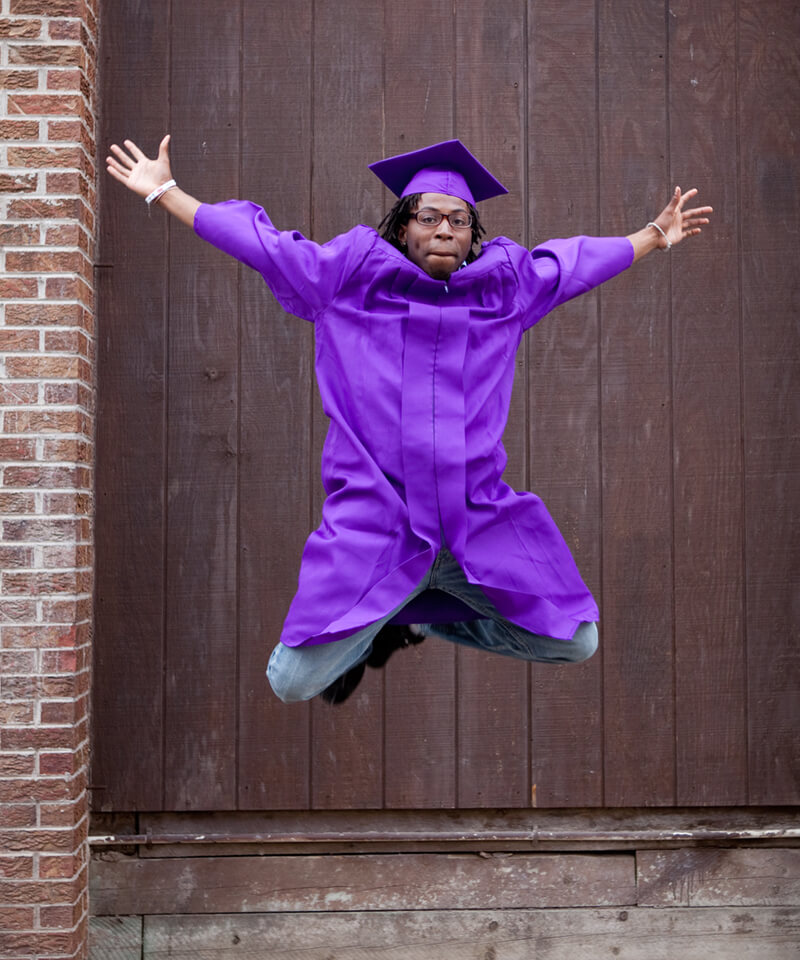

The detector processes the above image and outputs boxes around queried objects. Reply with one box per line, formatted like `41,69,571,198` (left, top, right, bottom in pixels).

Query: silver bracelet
145,179,177,206
646,221,671,251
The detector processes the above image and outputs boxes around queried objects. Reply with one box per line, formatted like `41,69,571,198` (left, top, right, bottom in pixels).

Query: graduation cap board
369,139,508,207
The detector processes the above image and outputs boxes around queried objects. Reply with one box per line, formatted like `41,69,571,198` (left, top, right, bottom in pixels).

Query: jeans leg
424,548,598,664
422,618,598,663
267,563,434,703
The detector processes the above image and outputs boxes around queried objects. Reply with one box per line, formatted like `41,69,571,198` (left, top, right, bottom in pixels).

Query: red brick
44,222,81,246
41,898,85,928
0,648,37,670
8,144,85,169
0,856,34,879
3,469,86,494
0,67,38,88
3,410,86,435
0,702,35,724
2,570,84,596
0,777,74,803
0,726,77,751
7,93,82,116
47,67,82,91
0,598,37,621
49,19,82,42
8,196,81,220
0,905,35,930
0,545,34,568
42,439,92,465
1,804,37,828
0,172,37,192
0,828,79,857
1,624,78,648
6,249,85,275
45,276,93,304
0,277,38,298
8,44,83,67
39,753,76,777
0,382,39,404
11,0,85,14
0,754,36,777
42,491,92,513
0,118,40,139
40,701,79,725
0,331,39,353
5,302,82,326
0,17,42,38
38,798,84,828
6,356,82,379
0,930,78,953
0,438,36,459
46,169,90,197
41,597,90,622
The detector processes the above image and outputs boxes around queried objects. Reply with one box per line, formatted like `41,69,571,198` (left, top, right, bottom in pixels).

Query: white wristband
646,221,671,251
145,179,177,206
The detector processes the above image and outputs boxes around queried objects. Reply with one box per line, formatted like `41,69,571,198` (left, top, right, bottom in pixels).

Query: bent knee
266,649,318,703
568,621,598,662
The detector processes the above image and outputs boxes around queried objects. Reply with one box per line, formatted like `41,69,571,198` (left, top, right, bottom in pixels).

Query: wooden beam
141,908,800,959
91,852,634,916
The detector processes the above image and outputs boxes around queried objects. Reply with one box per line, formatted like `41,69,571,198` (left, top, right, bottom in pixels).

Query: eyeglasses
411,210,473,229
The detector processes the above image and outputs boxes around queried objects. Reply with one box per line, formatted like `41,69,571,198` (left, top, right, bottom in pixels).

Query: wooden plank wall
92,0,800,812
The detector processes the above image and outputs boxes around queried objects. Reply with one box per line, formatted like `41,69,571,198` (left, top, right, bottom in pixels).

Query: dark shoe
365,623,425,668
319,660,366,705
319,625,425,705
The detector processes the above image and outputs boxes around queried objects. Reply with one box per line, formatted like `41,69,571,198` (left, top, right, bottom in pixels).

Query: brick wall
0,0,97,957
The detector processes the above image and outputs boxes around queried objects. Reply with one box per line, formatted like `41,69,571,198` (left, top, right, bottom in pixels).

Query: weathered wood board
638,848,800,906
138,908,800,960
88,916,142,960
91,852,635,916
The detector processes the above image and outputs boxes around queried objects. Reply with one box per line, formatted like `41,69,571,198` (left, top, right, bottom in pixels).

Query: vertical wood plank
526,0,604,808
454,0,530,809
598,0,676,806
162,0,242,809
92,0,169,810
381,0,458,809
739,0,800,804
308,0,387,810
668,0,747,805
236,1,315,810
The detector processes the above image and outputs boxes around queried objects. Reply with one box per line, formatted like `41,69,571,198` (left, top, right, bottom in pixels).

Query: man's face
397,192,474,280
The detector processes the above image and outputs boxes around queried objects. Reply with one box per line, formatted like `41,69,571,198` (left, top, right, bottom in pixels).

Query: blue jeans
268,548,598,703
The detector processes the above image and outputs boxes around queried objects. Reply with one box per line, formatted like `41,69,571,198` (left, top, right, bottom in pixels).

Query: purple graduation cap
369,139,508,206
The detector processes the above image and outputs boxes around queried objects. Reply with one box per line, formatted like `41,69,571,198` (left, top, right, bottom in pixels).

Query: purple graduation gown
194,201,634,646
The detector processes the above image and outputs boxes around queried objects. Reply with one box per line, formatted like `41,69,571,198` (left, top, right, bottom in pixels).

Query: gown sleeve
517,235,635,330
193,199,371,322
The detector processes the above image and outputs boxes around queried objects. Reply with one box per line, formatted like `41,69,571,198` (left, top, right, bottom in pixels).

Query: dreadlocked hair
378,193,487,265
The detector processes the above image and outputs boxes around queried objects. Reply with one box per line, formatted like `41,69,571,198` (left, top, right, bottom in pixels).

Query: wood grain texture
141,908,800,960
738,0,800,805
527,0,604,809
668,0,747,805
638,849,800,906
92,0,170,811
161,0,242,811
88,916,142,960
90,851,635,915
235,0,315,811
597,0,676,807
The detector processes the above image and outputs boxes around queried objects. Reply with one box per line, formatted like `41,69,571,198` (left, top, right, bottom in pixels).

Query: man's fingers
106,164,128,184
109,143,135,169
106,155,130,177
124,139,146,161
